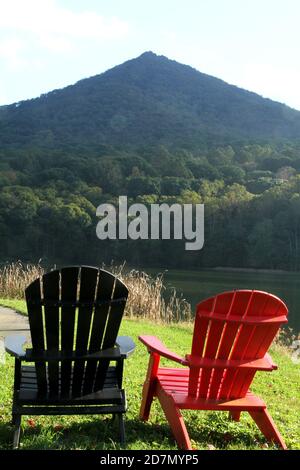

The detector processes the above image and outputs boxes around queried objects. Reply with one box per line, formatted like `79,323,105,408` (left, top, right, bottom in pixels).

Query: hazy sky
0,0,300,109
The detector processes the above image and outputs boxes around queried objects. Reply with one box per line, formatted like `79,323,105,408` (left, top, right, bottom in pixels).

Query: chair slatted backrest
188,290,288,400
25,266,128,397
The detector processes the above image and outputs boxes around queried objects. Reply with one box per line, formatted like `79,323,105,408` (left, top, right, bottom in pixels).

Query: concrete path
0,306,30,339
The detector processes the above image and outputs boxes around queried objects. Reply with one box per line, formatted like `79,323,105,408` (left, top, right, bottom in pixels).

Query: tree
247,219,275,268
126,176,160,197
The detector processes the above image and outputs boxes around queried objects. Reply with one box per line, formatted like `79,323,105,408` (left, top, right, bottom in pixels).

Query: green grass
0,299,299,450
0,298,28,315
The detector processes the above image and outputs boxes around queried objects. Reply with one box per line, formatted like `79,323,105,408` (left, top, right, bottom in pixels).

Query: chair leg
12,412,18,426
139,352,160,421
140,379,156,421
249,409,287,449
229,411,241,422
118,413,125,445
157,388,192,450
12,415,21,449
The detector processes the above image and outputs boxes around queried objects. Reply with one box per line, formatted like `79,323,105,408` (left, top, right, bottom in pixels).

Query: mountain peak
1,53,300,150
126,50,168,66
138,51,158,58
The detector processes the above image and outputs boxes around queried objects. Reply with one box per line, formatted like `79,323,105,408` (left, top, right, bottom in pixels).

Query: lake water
146,268,300,334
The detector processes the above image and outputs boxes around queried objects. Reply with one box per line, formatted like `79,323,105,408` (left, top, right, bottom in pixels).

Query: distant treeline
0,141,300,270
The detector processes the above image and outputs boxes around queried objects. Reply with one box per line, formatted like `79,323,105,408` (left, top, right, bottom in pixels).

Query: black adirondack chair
5,266,135,449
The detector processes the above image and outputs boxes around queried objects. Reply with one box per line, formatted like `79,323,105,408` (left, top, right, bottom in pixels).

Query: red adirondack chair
139,290,288,449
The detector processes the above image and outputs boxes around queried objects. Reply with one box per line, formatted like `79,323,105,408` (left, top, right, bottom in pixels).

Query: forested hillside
1,51,300,150
0,52,300,270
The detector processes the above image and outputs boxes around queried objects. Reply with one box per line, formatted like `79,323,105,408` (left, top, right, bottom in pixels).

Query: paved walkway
0,306,30,339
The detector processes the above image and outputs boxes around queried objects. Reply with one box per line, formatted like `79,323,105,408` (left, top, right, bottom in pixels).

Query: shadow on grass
0,416,173,450
0,421,13,450
184,415,263,449
0,413,266,450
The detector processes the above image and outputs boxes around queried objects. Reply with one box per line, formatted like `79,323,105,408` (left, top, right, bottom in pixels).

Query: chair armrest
265,352,278,370
116,336,135,358
5,335,27,359
139,335,188,365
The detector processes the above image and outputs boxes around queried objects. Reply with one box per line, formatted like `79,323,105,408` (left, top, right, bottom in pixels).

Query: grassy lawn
0,299,299,450
0,298,28,315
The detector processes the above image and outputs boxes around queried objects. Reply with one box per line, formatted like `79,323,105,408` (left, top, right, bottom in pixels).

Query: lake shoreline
211,267,298,274
144,266,300,333
142,265,299,276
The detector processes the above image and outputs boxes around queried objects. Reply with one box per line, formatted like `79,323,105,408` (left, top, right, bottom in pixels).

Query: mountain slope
0,51,300,151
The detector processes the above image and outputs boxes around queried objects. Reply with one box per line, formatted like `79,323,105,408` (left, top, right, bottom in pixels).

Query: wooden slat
230,290,253,317
219,323,256,398
172,391,266,411
14,405,126,416
157,370,267,410
94,276,128,391
21,363,119,378
60,267,79,397
199,319,225,399
43,270,60,396
82,270,115,395
20,366,118,389
193,296,217,399
246,291,272,317
102,278,128,349
213,291,235,316
196,311,287,324
192,298,213,352
210,322,240,399
234,323,280,397
26,299,126,307
26,279,44,351
89,270,116,351
76,267,99,350
206,292,237,399
228,294,280,398
25,278,47,394
72,266,98,397
247,291,266,317
189,305,211,397
18,387,124,405
43,270,60,350
218,291,254,399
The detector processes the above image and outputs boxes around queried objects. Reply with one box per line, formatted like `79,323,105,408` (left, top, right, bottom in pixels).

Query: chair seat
17,365,123,405
157,367,266,410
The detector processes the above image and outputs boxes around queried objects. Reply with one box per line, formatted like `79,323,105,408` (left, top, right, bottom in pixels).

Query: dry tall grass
0,262,191,323
0,262,44,300
110,264,191,322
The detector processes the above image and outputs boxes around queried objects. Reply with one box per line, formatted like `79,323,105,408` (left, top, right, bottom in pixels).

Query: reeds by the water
0,262,191,323
0,261,44,300
110,264,191,322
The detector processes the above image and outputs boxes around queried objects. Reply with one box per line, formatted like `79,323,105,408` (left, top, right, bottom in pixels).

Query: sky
0,0,300,110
